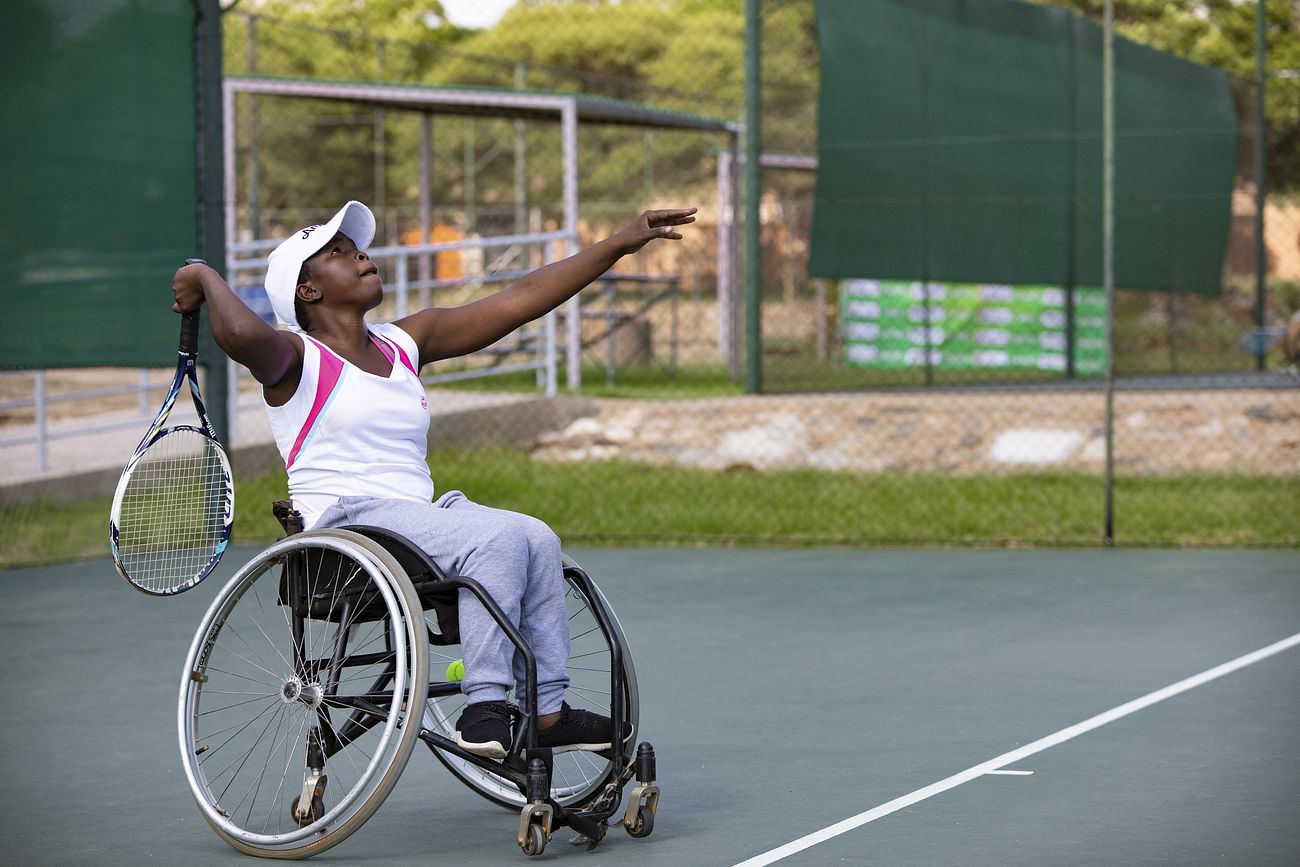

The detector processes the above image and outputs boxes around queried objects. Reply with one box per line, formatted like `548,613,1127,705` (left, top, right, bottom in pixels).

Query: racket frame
110,308,234,596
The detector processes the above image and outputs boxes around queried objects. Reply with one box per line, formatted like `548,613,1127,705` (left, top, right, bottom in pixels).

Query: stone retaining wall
533,389,1300,476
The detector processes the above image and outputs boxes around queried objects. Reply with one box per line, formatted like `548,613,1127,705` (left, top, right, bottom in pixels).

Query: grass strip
2,449,1294,568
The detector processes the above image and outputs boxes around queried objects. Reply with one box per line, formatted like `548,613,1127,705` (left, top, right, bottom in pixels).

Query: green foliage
221,0,823,233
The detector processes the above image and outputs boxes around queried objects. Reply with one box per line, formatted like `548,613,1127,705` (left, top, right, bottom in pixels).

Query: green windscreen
810,0,1237,296
1,1,200,368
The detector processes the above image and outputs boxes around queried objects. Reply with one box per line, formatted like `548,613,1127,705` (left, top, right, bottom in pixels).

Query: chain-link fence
3,0,1296,565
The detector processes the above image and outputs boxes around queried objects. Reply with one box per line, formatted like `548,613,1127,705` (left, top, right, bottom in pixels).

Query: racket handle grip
180,259,207,356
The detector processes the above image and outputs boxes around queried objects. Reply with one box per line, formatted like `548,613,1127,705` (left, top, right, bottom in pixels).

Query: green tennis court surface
2,547,1296,865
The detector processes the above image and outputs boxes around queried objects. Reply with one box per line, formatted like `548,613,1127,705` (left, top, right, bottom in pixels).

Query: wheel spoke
211,703,290,802
197,695,278,729
237,701,295,827
196,699,283,767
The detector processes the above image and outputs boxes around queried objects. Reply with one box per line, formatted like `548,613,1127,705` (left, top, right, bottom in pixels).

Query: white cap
264,201,376,327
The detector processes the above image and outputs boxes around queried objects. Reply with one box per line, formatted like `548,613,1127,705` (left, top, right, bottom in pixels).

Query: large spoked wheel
423,556,638,809
178,530,429,859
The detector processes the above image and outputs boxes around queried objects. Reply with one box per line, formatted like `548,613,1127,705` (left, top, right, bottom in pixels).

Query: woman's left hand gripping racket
110,260,234,595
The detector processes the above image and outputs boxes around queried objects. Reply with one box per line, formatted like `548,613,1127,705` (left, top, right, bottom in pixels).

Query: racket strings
117,429,230,592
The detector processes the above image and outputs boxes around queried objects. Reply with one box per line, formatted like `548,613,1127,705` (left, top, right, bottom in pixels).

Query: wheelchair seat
273,500,460,643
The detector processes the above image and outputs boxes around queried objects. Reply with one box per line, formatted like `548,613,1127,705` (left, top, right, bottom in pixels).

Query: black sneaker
536,703,634,753
455,701,512,759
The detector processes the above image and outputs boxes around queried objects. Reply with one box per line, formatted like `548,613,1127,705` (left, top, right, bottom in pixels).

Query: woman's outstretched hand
612,208,697,255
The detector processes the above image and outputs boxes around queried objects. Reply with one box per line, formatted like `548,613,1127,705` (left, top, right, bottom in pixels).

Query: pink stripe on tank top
375,333,417,376
285,340,346,469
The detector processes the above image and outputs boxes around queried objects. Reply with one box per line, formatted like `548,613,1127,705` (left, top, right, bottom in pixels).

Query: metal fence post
1253,0,1268,371
1103,0,1117,547
743,0,763,394
562,101,581,391
34,371,47,472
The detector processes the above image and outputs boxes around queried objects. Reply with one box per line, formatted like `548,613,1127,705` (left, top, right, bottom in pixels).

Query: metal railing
0,369,178,472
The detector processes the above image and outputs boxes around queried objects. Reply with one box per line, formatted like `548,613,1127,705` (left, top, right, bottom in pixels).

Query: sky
441,0,515,30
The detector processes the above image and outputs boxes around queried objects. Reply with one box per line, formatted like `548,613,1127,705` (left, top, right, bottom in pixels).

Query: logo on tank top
421,394,428,410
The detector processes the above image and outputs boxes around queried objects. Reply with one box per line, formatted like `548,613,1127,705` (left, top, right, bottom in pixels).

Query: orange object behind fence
402,222,464,281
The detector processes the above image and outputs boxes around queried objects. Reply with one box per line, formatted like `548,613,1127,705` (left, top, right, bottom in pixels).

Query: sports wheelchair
177,503,658,859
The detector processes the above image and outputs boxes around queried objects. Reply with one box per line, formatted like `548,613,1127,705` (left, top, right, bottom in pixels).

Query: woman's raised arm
172,262,303,390
396,208,696,366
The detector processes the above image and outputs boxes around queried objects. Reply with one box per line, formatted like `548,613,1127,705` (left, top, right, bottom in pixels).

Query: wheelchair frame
177,505,658,859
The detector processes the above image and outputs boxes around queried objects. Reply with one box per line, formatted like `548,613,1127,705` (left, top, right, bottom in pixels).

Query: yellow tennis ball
446,659,465,682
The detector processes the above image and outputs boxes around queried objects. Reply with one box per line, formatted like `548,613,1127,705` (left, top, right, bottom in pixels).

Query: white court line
986,769,1033,776
733,630,1300,867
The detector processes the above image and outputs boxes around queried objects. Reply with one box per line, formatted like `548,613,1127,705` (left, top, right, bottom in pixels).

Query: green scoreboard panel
841,280,1106,374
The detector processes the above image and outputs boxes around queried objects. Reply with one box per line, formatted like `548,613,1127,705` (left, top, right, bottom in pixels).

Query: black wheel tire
522,823,547,857
289,794,324,827
626,807,654,838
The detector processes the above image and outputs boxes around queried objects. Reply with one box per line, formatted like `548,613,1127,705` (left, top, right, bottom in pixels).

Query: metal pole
644,131,655,201
605,281,616,385
464,118,477,231
743,0,763,393
196,0,229,444
1254,0,1268,370
396,249,408,318
34,370,47,472
220,77,238,444
544,245,558,397
730,133,742,380
374,40,386,242
1103,0,1116,547
419,112,432,309
670,279,678,379
815,278,827,361
716,148,733,365
1065,14,1078,379
222,78,236,275
562,100,582,390
247,14,260,241
515,63,528,238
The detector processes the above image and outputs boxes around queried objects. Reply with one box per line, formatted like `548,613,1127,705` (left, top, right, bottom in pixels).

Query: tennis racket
110,260,234,595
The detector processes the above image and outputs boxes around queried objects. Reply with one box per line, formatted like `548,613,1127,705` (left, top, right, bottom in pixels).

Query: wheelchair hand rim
177,535,416,847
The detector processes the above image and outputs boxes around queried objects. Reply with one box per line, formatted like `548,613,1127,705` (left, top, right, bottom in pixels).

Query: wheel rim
423,568,638,807
178,536,416,849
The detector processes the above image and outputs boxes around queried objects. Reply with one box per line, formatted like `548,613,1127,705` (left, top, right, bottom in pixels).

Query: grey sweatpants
314,491,571,714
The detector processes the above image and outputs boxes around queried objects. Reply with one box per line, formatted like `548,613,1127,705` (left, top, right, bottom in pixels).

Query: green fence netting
1,0,201,369
809,0,1238,297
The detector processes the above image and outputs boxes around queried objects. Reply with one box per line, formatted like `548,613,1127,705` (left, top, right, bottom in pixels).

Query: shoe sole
455,734,507,759
549,741,612,754
541,728,634,754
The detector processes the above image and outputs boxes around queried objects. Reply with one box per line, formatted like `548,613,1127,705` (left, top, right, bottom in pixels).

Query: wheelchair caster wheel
289,794,324,827
626,806,654,839
521,823,547,857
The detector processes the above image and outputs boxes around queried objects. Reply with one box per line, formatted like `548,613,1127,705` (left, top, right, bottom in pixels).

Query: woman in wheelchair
172,201,692,762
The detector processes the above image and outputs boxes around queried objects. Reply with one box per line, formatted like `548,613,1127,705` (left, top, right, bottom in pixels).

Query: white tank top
265,323,433,529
